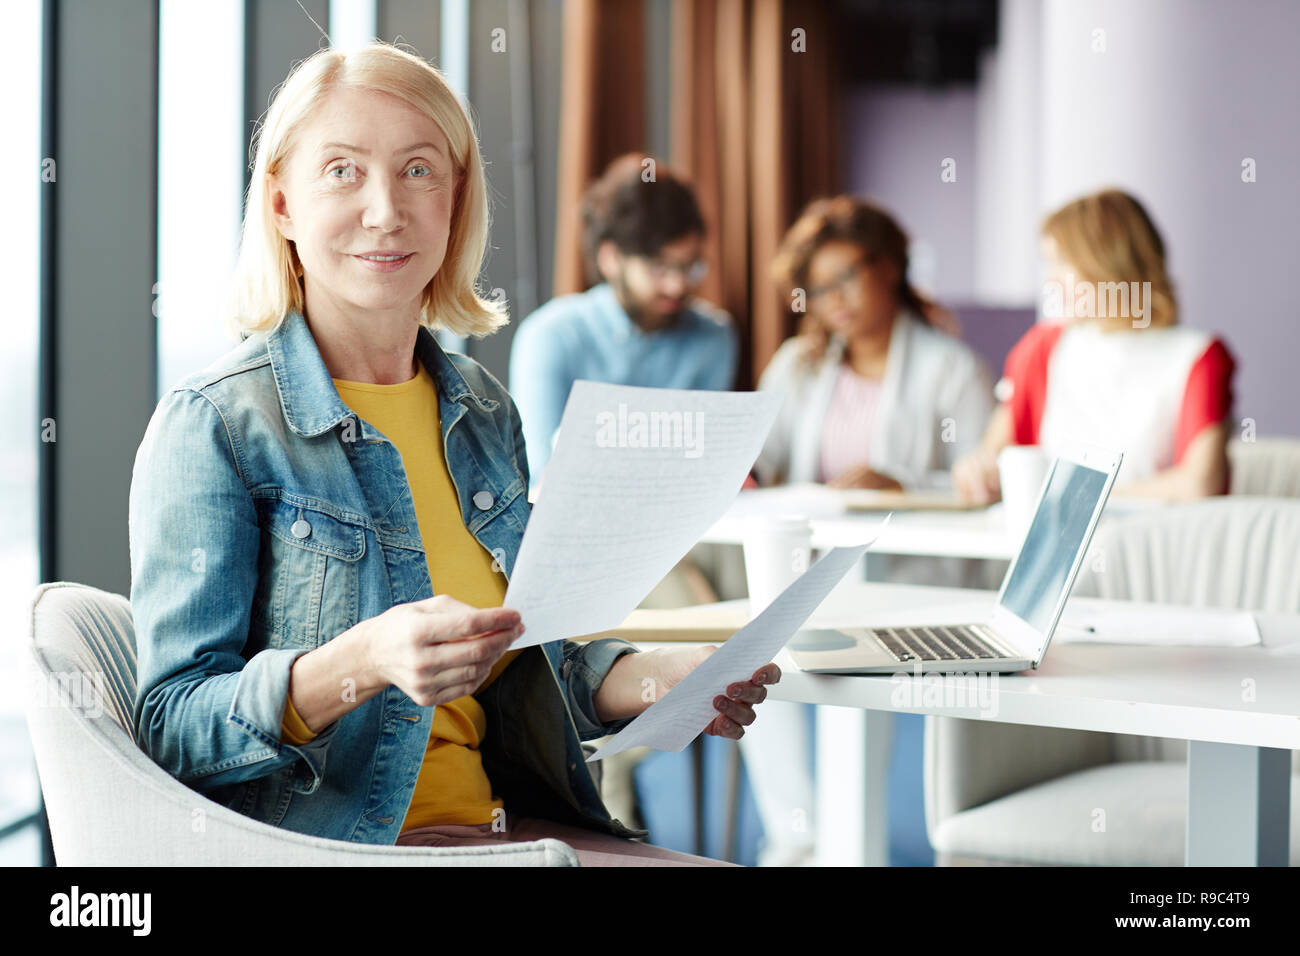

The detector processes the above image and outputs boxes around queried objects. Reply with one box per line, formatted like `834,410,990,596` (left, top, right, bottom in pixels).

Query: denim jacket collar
266,309,499,439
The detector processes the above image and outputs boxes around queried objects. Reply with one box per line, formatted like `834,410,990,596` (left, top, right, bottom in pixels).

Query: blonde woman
953,189,1236,504
128,41,778,866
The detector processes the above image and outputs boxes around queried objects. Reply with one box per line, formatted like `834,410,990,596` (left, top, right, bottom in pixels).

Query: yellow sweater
279,360,521,829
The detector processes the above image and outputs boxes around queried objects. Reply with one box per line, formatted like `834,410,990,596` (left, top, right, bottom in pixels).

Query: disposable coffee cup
998,445,1050,537
742,514,813,619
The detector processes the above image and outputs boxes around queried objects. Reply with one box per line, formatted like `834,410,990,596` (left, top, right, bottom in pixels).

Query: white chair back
1074,497,1300,763
1229,438,1300,497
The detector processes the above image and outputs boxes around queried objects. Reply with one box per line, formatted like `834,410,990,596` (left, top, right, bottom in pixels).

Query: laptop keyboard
872,625,1009,662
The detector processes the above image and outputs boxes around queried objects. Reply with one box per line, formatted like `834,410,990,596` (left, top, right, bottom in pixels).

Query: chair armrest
25,651,579,866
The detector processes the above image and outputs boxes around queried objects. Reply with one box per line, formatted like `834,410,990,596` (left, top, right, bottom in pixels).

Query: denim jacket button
473,491,494,511
290,519,312,539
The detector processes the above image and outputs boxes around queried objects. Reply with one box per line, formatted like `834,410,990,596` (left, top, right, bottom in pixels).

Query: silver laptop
788,444,1123,674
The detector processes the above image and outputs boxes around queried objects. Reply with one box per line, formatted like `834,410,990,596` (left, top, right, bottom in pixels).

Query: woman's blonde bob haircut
226,41,506,342
1041,188,1178,330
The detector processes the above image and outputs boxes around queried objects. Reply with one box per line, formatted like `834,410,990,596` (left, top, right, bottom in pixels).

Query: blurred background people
508,151,740,845
509,153,738,487
753,195,995,491
738,195,995,867
953,189,1236,505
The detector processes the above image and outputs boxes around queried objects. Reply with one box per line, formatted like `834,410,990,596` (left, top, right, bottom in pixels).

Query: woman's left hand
652,646,781,740
827,464,902,491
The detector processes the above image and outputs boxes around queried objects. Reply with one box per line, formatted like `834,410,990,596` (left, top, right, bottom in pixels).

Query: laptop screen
997,458,1110,635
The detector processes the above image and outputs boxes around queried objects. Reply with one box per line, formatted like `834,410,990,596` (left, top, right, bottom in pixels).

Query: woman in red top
953,189,1235,504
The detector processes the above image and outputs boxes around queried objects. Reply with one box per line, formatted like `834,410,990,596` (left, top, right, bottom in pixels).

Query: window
0,0,45,866
156,0,246,395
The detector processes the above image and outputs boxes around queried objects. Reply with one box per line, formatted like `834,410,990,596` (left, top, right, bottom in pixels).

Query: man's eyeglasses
637,256,709,285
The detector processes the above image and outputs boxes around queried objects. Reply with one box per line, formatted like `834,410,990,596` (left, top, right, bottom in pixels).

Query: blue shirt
508,282,738,481
128,308,647,845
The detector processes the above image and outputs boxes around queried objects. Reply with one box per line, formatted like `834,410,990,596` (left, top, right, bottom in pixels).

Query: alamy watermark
595,403,705,458
890,662,1000,718
1042,274,1153,328
27,669,106,720
49,886,150,935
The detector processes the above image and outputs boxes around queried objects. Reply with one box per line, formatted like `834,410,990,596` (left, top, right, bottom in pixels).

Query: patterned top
818,363,884,483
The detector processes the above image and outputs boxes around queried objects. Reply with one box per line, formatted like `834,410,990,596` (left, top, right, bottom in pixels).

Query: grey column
243,0,330,209
44,0,160,597
1186,741,1291,866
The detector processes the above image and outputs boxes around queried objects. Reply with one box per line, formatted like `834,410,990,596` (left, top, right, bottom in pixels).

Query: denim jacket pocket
250,493,366,652
212,766,295,828
245,765,297,827
464,475,529,576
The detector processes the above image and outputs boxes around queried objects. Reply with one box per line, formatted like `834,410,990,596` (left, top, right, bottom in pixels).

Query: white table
698,489,1014,865
640,581,1299,866
701,486,1019,559
700,484,1168,558
696,487,1202,865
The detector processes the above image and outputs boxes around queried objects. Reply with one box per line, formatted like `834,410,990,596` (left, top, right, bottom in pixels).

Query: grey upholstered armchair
25,581,576,866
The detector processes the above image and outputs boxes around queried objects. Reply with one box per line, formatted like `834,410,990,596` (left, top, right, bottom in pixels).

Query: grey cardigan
752,312,996,490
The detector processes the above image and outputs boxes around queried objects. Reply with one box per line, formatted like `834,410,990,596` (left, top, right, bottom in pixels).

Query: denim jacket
128,308,648,845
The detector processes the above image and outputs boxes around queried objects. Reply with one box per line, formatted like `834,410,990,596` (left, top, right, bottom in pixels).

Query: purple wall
953,306,1036,381
844,86,1031,380
842,86,978,305
843,0,1300,437
1037,0,1300,438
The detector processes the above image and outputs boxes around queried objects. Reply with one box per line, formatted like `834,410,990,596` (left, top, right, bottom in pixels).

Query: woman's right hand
952,449,1003,505
361,596,523,707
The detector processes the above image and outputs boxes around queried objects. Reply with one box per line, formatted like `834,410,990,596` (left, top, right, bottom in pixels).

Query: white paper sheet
505,381,781,649
586,522,888,761
1056,602,1261,647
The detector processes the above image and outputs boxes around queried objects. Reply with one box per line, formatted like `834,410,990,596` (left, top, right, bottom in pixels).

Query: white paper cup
998,445,1050,537
742,515,813,619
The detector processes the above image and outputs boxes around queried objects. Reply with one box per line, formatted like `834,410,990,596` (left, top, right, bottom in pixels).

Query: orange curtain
671,0,841,388
552,0,842,388
552,0,647,297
